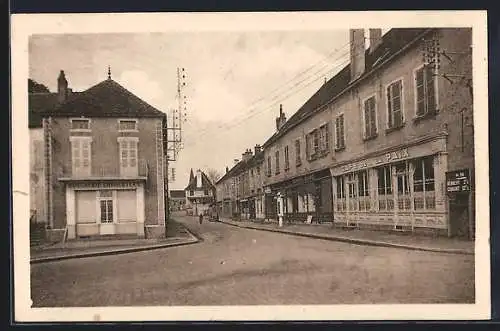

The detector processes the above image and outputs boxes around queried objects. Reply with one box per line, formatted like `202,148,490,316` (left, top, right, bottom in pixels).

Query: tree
28,79,50,93
205,168,222,185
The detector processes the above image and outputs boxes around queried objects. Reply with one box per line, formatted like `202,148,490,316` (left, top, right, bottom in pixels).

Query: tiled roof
185,170,216,191
216,151,264,185
39,78,165,118
170,190,186,198
28,92,81,128
262,28,432,148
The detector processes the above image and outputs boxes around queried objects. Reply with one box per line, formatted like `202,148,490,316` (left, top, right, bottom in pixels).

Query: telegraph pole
163,67,188,235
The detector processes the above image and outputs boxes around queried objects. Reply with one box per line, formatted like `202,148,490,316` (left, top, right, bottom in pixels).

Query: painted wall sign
446,169,471,193
340,148,410,173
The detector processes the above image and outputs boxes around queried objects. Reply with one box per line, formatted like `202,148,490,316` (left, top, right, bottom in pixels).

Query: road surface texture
31,215,474,307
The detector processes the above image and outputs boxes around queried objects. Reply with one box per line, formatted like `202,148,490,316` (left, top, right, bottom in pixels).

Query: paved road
31,215,475,306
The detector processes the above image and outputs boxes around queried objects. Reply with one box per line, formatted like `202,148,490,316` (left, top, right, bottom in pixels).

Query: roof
28,92,81,128
216,150,264,185
185,170,216,191
170,190,186,198
262,28,431,148
39,78,165,118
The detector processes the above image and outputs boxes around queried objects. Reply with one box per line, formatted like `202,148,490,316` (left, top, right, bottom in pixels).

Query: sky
29,29,387,190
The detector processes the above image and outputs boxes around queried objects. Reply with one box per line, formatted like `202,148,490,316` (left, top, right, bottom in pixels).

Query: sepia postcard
11,11,490,322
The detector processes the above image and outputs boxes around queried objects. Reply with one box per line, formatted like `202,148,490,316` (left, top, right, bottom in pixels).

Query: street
30,214,475,306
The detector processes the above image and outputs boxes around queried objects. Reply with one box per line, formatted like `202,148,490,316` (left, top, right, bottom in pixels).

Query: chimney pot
369,28,382,53
57,70,69,103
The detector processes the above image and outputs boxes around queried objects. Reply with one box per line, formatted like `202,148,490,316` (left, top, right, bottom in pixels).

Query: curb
219,220,473,256
31,227,200,264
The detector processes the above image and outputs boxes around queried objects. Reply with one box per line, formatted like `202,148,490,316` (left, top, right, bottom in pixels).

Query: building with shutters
33,69,168,240
260,28,474,238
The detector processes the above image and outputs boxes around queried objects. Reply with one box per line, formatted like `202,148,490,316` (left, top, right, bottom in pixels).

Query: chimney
242,149,253,162
275,104,287,131
57,70,69,103
349,29,366,82
369,29,382,54
226,166,229,173
254,144,261,155
196,169,202,188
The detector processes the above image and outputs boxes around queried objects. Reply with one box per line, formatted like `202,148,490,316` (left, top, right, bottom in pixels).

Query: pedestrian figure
199,213,203,224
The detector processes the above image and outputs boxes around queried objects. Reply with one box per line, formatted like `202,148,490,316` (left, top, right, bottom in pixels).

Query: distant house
32,69,168,241
169,190,186,211
184,169,215,216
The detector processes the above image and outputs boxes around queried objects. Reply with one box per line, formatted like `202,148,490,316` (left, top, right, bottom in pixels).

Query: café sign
341,148,409,173
446,169,471,193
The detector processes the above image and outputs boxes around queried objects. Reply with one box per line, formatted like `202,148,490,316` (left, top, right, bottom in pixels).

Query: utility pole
163,67,188,236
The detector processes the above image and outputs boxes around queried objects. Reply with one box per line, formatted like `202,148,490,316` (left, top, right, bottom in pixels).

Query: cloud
117,70,164,110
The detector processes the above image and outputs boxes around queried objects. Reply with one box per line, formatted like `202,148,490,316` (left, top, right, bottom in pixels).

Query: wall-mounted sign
446,169,471,193
340,148,410,173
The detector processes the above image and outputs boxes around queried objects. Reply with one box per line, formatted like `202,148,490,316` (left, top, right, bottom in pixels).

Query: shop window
413,156,436,210
99,190,113,223
377,165,394,210
357,170,370,211
336,176,346,211
415,65,437,117
395,162,411,210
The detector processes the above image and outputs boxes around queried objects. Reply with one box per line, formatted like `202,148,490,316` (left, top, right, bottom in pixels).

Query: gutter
263,28,435,147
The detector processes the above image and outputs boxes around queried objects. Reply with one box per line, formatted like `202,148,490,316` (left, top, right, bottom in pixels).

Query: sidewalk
30,219,200,264
219,218,474,255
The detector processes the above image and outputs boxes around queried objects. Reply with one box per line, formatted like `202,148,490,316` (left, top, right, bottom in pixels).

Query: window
284,146,290,171
267,156,272,177
357,170,370,211
377,165,394,210
118,119,138,131
190,190,194,196
319,123,330,153
413,156,435,209
119,138,138,176
71,118,90,131
275,150,280,174
306,124,330,161
415,65,437,117
336,176,346,211
335,114,345,150
387,80,404,129
99,190,113,223
395,161,411,210
363,96,377,139
295,139,301,166
71,137,92,177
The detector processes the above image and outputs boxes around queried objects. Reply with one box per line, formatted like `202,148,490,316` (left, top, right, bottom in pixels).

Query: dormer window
118,119,138,132
70,118,91,132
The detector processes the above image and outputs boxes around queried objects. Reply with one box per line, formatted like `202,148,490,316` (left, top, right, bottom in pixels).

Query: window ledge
363,133,378,142
119,129,139,133
413,110,439,124
385,122,406,134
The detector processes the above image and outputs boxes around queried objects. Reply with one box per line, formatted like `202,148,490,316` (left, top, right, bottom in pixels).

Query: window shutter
387,86,393,128
72,140,81,168
82,140,90,168
370,99,376,136
425,66,436,113
335,118,340,149
416,68,425,116
325,123,331,151
306,134,311,160
364,100,370,138
129,141,137,167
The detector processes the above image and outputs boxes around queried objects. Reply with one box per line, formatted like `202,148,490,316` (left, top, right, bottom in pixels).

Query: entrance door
449,193,470,238
99,190,115,235
395,163,411,212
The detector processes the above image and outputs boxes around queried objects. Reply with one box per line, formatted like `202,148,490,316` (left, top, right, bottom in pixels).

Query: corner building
260,28,474,238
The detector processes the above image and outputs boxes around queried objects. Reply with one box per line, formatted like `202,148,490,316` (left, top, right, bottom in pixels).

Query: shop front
265,168,333,224
63,179,146,239
330,135,449,235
